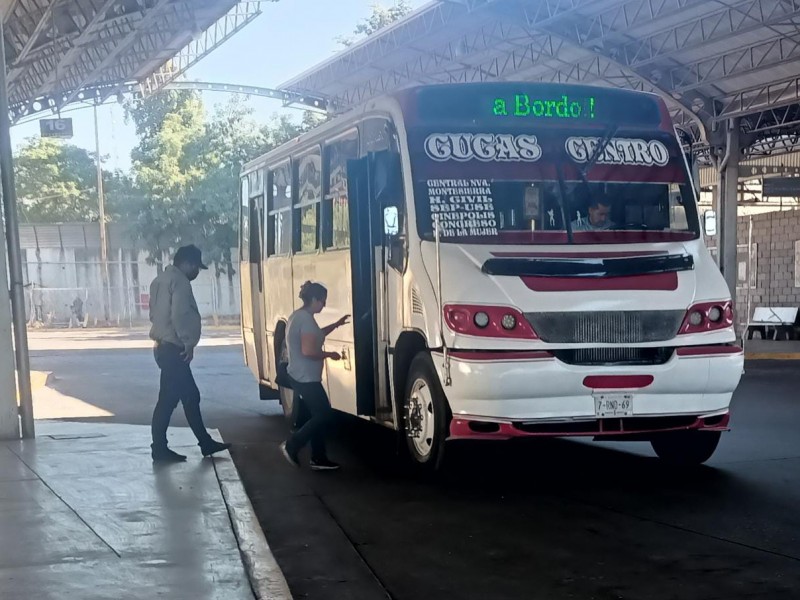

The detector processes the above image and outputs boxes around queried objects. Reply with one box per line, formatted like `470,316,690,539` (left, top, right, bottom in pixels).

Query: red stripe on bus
583,375,654,389
491,251,664,258
448,350,553,361
521,272,678,292
676,345,743,357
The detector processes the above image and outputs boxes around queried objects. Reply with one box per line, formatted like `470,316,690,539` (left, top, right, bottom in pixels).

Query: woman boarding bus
240,82,743,471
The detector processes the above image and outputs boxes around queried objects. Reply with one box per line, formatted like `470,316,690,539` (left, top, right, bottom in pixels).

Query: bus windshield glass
409,127,699,245
401,84,698,245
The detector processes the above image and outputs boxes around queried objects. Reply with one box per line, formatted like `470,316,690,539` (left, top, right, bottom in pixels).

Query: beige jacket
148,265,201,349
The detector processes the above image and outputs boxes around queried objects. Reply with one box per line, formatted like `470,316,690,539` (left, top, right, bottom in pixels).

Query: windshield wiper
580,125,619,179
572,125,619,229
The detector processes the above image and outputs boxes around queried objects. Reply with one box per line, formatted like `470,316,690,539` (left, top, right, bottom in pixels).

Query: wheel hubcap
406,378,435,459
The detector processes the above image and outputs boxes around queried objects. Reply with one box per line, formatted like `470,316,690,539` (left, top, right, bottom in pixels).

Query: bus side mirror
384,206,399,236
704,210,717,236
384,205,406,271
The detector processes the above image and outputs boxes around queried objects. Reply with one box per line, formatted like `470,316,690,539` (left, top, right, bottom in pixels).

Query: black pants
151,343,212,449
286,381,333,461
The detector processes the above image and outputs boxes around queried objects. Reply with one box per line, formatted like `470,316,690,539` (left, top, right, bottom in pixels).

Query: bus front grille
524,311,685,344
554,347,674,366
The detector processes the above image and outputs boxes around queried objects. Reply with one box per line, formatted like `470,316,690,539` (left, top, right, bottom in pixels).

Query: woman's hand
322,315,352,337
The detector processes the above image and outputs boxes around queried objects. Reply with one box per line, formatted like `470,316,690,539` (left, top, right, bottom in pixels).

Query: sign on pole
39,118,73,139
762,176,800,197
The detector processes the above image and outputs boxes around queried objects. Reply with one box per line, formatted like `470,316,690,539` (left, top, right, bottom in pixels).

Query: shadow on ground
30,345,800,600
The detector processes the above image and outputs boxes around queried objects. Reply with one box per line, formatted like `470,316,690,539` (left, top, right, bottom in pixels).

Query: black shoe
280,442,300,468
309,458,340,471
152,447,187,463
200,439,232,457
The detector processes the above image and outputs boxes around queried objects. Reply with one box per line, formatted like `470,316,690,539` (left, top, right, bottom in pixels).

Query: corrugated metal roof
699,151,800,187
58,224,87,248
3,0,259,120
282,0,800,154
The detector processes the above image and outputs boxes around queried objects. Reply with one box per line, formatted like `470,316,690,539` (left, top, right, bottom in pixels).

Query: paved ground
27,329,800,600
0,420,289,600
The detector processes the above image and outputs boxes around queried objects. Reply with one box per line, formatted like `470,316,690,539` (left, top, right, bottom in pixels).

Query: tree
124,89,208,268
103,169,139,220
337,1,413,47
124,90,320,281
193,100,321,295
14,138,98,223
193,96,267,298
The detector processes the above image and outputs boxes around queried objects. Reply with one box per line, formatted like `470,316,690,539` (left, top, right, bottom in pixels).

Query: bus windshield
409,128,700,245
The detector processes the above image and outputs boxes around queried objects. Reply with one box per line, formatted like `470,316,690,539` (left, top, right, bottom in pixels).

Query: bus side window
240,177,250,262
361,118,392,155
268,161,293,256
322,129,359,250
250,196,263,263
294,147,322,253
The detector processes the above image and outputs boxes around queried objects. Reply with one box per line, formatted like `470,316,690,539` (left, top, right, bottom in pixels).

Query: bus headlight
473,311,490,328
688,311,704,326
443,304,538,339
501,314,517,330
678,301,734,335
708,306,723,322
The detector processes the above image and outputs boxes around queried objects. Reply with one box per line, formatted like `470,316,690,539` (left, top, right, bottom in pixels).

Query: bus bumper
431,346,743,441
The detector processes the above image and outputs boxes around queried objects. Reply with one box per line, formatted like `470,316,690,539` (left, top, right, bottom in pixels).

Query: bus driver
572,198,614,232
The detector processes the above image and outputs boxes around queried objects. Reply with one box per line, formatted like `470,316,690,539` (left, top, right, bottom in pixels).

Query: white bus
240,82,743,470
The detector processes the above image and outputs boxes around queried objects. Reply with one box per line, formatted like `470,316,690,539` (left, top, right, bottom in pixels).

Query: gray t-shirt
286,308,325,383
571,217,614,232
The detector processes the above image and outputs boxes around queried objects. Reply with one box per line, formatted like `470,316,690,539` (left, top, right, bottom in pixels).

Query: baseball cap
174,244,208,270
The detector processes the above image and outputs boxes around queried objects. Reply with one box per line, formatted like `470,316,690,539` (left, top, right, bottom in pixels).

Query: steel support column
0,199,17,439
717,118,741,298
0,23,33,439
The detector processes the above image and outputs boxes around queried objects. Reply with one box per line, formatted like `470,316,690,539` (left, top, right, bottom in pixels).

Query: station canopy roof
1,0,261,121
281,0,800,162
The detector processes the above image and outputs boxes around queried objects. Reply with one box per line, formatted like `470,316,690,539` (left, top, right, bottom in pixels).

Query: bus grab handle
434,214,452,387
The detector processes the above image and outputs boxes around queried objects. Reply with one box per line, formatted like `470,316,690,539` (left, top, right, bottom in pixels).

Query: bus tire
650,430,721,466
402,352,449,471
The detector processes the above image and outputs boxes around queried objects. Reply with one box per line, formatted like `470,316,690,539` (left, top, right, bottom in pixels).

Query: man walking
149,244,231,462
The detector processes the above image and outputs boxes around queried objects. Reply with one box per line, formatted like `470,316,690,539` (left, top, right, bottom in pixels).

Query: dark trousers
151,342,211,449
286,381,333,461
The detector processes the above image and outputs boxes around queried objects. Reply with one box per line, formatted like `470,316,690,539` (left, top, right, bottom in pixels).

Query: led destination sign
492,94,596,120
410,84,663,127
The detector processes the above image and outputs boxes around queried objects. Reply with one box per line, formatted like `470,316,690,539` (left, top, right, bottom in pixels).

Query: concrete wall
22,245,241,326
706,208,800,327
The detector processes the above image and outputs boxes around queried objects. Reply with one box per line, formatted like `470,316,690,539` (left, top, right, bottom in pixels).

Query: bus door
241,172,271,387
252,192,273,388
347,150,402,419
239,177,260,380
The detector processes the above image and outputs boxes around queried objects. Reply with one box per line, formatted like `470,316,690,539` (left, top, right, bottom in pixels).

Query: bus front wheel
402,352,449,471
650,430,721,466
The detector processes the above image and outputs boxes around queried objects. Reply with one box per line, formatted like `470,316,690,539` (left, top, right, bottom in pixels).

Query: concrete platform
743,339,800,360
0,421,290,600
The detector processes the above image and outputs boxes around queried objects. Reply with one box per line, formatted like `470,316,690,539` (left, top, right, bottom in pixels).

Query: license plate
594,394,634,418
